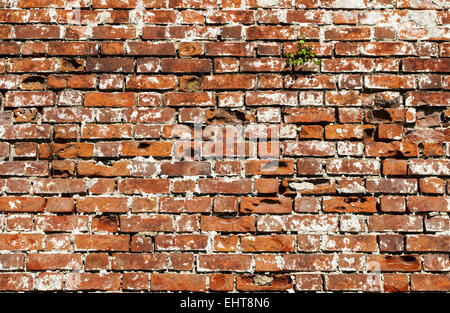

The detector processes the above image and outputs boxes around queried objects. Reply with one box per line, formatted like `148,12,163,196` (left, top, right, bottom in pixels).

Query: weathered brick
198,254,252,272
112,253,166,270
65,273,121,291
0,0,447,294
151,273,206,292
201,216,255,232
74,235,129,252
325,274,382,292
369,215,423,232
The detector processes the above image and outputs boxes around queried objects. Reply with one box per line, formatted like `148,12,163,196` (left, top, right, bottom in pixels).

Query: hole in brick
181,77,201,91
400,255,418,263
375,93,400,107
344,198,367,204
206,109,249,125
64,58,83,69
259,198,281,205
416,109,442,127
52,169,68,176
363,127,375,139
233,110,246,121
22,76,45,84
214,213,238,219
279,183,289,195
286,179,330,193
14,108,38,122
261,160,288,170
137,142,151,149
253,275,273,286
371,109,391,122
309,179,329,185
97,215,118,225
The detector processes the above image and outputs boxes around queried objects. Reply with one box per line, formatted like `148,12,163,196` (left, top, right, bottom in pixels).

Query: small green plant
285,37,322,74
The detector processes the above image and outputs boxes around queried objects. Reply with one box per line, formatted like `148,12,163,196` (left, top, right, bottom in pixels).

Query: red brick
126,75,177,90
169,253,194,271
384,274,409,293
423,254,450,271
123,273,149,291
296,274,322,291
0,234,44,250
366,178,417,194
246,26,295,40
282,141,335,156
161,58,211,73
151,273,206,292
365,75,416,89
411,274,450,291
380,196,405,212
0,273,33,291
326,274,382,292
201,216,255,232
368,215,423,232
326,159,380,175
160,197,211,213
198,254,252,272
324,27,371,41
407,196,449,212
383,159,407,176
0,197,45,212
84,92,135,107
213,235,238,252
112,253,166,270
323,197,377,213
237,275,292,291
120,215,174,232
284,215,339,232
406,235,450,252
209,274,233,291
35,215,88,232
283,254,336,271
198,178,252,194
118,178,170,194
213,196,238,213
205,42,253,56
241,235,295,252
127,42,175,56
324,235,377,252
65,273,121,291
27,253,82,270
163,92,214,106
406,91,450,107
368,255,421,272
0,254,24,270
74,235,129,252
362,42,414,56
76,197,128,213
285,75,336,89
92,26,137,40
403,58,450,72
204,75,256,90
240,197,292,214
155,235,208,251
33,179,86,194
168,26,217,40
5,91,54,107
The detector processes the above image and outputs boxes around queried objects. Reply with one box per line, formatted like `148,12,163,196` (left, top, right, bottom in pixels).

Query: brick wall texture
0,0,449,293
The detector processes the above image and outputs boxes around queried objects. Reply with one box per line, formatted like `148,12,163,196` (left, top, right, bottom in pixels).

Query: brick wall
0,0,449,292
